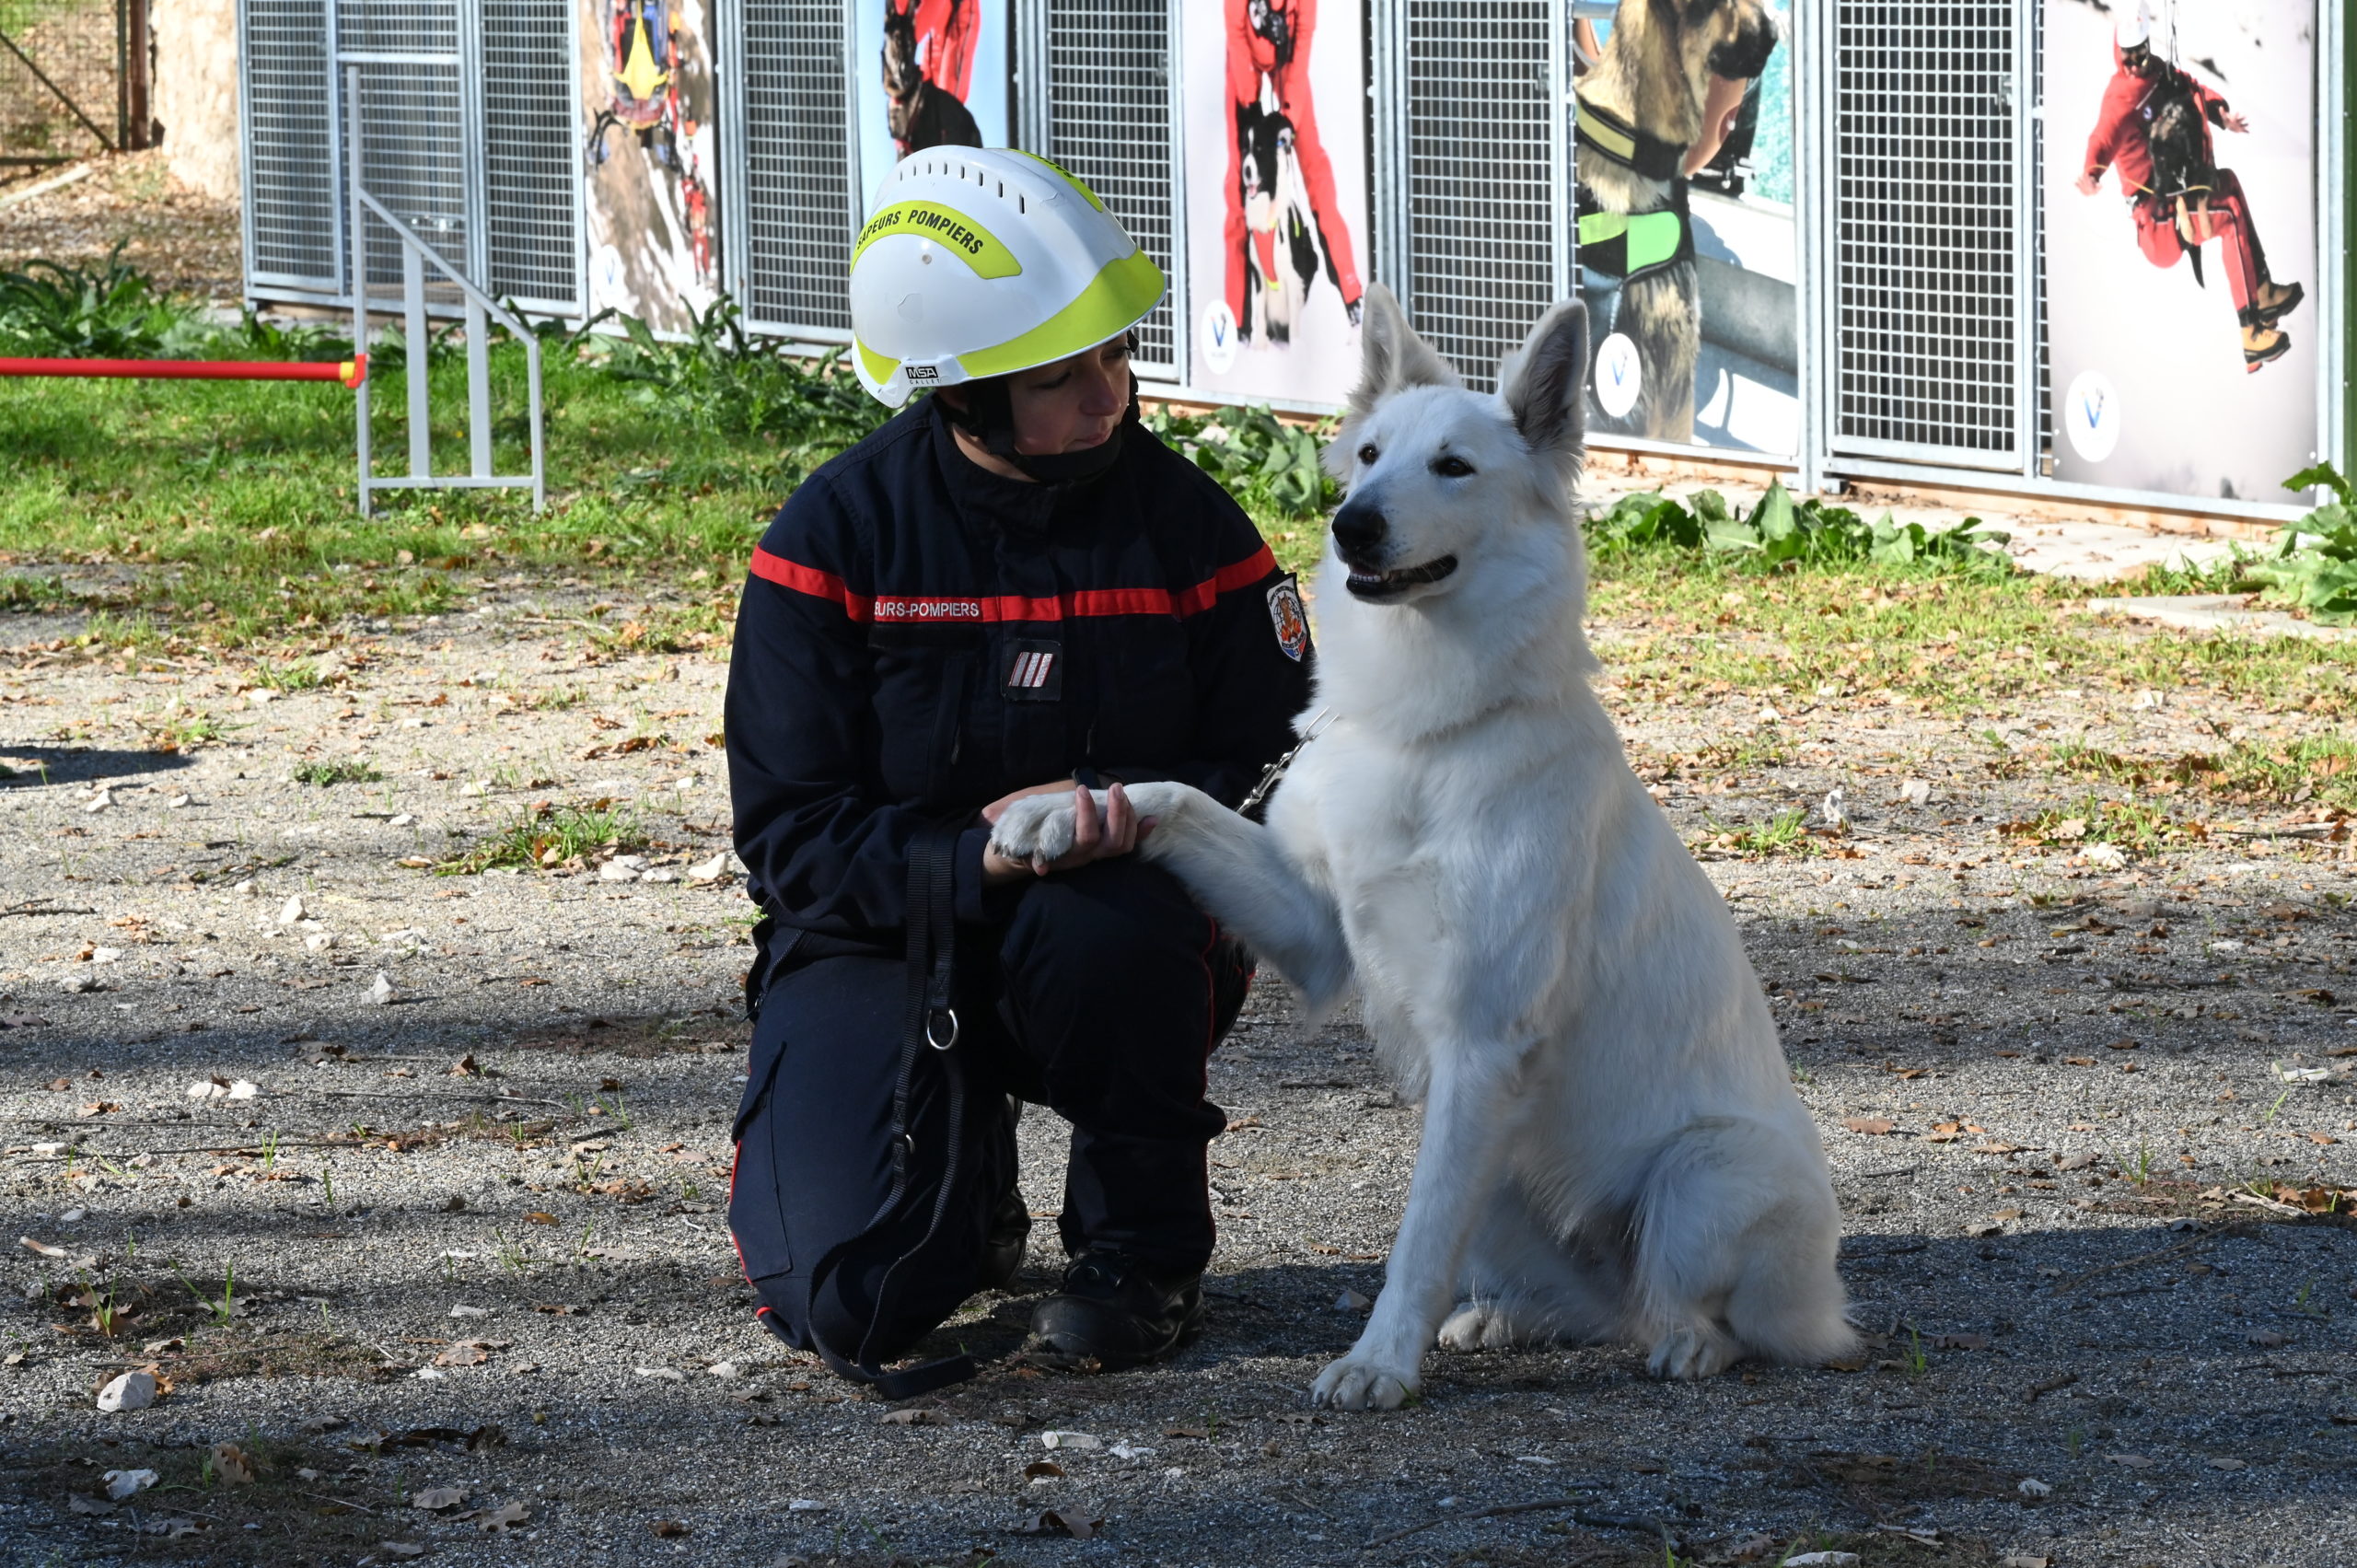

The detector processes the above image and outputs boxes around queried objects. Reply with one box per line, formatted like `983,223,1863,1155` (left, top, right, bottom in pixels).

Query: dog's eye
1431,455,1475,479
1356,444,1379,466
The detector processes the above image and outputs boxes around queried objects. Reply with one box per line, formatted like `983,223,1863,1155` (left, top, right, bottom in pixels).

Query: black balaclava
938,337,1144,486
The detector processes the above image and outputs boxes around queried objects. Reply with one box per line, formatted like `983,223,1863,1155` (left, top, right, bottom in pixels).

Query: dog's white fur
990,286,1855,1409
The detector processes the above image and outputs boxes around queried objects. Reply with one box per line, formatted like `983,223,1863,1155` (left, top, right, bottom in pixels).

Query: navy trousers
728,857,1252,1367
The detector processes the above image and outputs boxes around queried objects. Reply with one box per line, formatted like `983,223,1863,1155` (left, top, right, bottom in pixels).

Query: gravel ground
3,589,2355,1568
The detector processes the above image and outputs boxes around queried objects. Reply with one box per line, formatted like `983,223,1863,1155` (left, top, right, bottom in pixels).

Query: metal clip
1239,707,1335,816
925,1008,960,1051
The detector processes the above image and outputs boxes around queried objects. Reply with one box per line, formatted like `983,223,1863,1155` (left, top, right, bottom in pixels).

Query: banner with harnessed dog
2043,0,2318,505
1573,0,1799,458
580,0,723,333
854,1,1012,208
1180,0,1371,407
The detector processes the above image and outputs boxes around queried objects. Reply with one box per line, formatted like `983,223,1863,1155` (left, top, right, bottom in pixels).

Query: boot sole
2245,333,2292,373
2256,283,2305,327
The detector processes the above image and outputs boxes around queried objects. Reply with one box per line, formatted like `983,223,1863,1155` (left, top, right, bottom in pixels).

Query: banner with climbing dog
580,0,723,333
1573,0,1798,456
2043,0,2319,504
1180,0,1370,406
853,1,1013,206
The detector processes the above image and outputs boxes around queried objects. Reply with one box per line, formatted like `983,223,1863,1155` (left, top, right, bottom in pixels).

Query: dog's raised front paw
1644,1320,1740,1380
986,792,1080,865
1309,1353,1418,1411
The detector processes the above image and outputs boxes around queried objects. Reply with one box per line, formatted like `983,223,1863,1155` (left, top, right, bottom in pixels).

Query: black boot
976,1183,1031,1294
1029,1251,1205,1369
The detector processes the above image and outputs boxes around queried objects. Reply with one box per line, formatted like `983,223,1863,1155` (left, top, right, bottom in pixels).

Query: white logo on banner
1200,302,1239,377
591,244,626,311
1594,333,1643,419
2063,371,2122,463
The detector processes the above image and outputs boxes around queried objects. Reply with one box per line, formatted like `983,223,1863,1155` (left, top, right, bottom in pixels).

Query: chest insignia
1267,577,1309,662
1002,640,1063,702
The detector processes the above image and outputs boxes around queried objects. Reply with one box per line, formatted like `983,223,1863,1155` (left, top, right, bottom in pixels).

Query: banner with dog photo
854,1,1012,205
2043,0,2318,504
1179,0,1370,405
580,0,723,333
1573,0,1798,455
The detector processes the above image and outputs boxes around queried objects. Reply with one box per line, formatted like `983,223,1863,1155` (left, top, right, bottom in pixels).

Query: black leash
795,823,978,1401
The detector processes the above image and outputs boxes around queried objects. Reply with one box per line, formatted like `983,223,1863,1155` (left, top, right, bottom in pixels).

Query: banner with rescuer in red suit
2073,4,2303,373
1183,0,1369,402
1222,0,1364,342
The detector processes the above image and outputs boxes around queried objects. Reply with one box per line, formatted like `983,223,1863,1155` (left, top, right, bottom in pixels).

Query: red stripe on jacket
749,543,1278,624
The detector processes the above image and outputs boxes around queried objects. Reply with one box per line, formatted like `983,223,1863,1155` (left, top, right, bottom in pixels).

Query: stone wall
152,0,240,203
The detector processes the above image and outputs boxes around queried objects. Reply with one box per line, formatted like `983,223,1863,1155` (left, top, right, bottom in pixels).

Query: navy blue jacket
726,398,1315,950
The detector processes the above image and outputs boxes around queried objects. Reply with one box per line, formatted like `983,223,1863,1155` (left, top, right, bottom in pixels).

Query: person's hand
981,782,1154,884
980,778,1078,826
2073,170,2102,196
2219,111,2249,134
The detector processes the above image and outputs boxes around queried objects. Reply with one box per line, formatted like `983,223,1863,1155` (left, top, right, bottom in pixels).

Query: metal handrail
343,64,545,517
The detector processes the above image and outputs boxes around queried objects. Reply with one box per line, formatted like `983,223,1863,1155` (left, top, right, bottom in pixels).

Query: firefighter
724,148,1314,1395
1224,0,1364,339
2073,6,2303,373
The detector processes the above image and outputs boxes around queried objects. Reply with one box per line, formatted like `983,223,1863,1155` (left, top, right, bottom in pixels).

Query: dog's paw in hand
987,792,1080,865
1309,1353,1418,1411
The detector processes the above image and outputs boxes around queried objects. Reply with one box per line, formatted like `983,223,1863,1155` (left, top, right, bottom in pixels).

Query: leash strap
1573,90,1688,183
796,822,977,1401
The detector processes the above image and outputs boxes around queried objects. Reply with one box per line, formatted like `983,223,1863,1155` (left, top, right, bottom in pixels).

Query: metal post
403,241,430,478
123,0,149,149
347,64,371,517
466,297,492,478
527,338,545,511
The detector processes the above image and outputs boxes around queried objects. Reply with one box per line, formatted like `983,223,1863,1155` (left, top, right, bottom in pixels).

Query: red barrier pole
0,356,367,388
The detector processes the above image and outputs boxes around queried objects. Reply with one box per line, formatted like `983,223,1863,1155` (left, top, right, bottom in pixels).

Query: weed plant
440,803,644,875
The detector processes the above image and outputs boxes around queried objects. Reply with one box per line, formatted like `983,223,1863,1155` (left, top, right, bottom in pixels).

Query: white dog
989,287,1856,1410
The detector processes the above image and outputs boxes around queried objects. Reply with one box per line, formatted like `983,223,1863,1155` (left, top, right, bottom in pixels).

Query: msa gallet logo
905,364,941,383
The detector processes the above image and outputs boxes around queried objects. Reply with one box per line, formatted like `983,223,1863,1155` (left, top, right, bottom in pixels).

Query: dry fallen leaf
521,1212,558,1225
433,1339,510,1367
412,1485,470,1511
1024,1460,1065,1479
209,1442,255,1486
878,1407,946,1425
1016,1506,1103,1540
478,1501,529,1532
1841,1117,1897,1136
648,1518,689,1539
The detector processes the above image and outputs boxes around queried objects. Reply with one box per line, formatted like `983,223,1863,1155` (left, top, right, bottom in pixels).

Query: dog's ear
1500,299,1589,459
1348,284,1460,418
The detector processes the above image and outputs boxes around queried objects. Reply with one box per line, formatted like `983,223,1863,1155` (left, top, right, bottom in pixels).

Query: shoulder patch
1266,578,1308,662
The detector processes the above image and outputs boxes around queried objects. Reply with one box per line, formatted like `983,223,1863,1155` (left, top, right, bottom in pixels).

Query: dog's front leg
1313,1043,1517,1411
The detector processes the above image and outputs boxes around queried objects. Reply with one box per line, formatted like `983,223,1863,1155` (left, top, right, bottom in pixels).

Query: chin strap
938,363,1142,484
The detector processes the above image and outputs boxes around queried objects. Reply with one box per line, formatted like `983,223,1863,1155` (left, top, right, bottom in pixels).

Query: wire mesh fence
0,0,149,168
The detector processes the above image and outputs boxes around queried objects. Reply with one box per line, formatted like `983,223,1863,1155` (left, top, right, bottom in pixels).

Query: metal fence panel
1393,1,1565,392
731,0,856,341
482,0,583,315
1037,0,1178,377
240,0,341,295
335,2,470,305
1829,0,2018,466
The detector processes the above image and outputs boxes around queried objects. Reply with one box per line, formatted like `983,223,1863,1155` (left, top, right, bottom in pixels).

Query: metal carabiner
925,1007,960,1051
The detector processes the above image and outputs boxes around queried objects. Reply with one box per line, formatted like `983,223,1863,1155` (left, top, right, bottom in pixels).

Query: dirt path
3,592,2354,1568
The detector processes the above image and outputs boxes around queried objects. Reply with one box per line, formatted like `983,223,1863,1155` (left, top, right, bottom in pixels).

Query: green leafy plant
1586,480,2014,574
1696,805,1817,859
2236,463,2357,625
1145,403,1340,520
174,1262,238,1328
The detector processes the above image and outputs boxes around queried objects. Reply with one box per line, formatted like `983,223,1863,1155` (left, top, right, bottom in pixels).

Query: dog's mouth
1344,555,1459,600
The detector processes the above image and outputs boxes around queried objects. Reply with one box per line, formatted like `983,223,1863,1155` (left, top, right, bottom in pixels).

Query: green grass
438,803,644,876
1697,804,1817,859
2002,793,2191,858
291,759,380,786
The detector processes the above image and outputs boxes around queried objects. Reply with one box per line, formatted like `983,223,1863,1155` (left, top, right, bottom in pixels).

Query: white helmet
2116,3,2151,50
849,146,1166,408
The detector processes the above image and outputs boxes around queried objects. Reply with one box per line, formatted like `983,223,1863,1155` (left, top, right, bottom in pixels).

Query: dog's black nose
1330,499,1387,561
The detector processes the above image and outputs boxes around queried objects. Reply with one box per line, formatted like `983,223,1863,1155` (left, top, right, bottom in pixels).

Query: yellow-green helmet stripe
958,249,1165,378
853,201,1023,279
